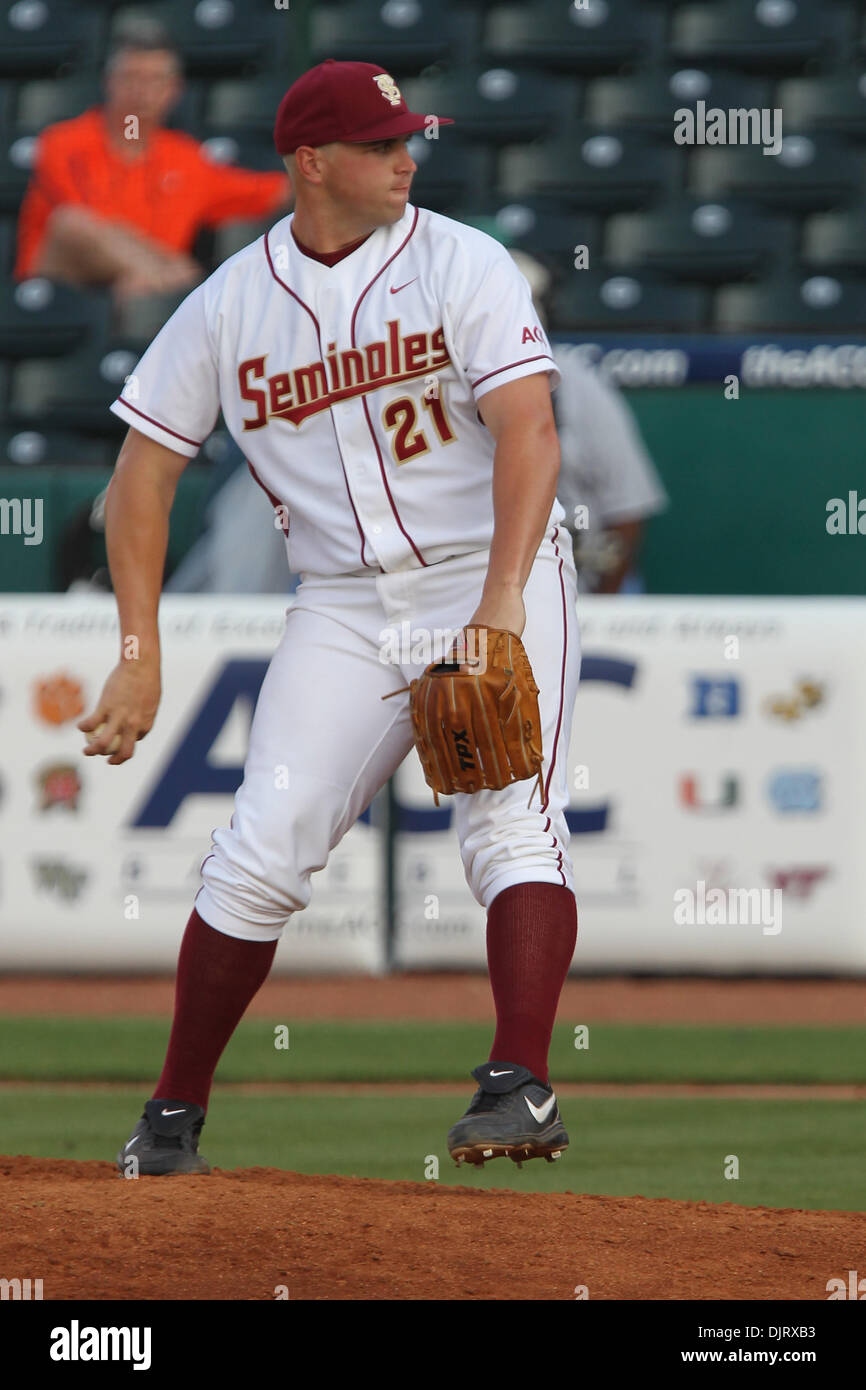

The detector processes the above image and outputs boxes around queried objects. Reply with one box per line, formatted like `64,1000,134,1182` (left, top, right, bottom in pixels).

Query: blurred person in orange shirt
14,34,291,300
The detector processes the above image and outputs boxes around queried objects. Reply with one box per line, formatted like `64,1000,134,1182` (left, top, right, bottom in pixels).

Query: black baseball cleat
116,1099,210,1177
447,1061,569,1167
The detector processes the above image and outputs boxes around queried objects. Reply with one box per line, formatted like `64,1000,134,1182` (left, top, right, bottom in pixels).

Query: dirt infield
1,973,865,1022
2,1155,862,1301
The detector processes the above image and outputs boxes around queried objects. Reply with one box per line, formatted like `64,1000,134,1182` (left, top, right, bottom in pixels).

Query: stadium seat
587,69,772,135
0,212,15,277
9,342,140,434
497,127,683,211
0,427,114,468
0,1,107,77
196,131,286,175
109,0,290,75
715,274,866,329
605,197,797,284
112,288,190,350
691,132,859,212
802,204,866,273
451,197,600,284
776,72,866,138
14,75,102,132
404,134,493,212
400,68,579,145
203,78,300,138
310,0,480,72
550,271,710,331
671,1,853,72
0,280,111,358
483,0,666,74
211,216,275,266
0,127,38,214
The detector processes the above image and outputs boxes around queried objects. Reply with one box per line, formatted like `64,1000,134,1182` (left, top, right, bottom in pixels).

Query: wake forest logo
238,321,451,430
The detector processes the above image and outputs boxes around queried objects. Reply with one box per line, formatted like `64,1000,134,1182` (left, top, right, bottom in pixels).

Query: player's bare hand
77,658,161,765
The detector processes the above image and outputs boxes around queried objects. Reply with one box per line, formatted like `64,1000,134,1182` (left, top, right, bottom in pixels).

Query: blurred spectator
510,251,669,594
14,32,290,302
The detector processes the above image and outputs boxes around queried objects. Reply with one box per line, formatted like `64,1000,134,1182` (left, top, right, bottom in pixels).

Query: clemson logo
374,73,403,107
33,673,85,726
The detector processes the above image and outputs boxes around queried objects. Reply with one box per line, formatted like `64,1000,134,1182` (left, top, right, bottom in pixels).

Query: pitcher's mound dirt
1,1156,862,1300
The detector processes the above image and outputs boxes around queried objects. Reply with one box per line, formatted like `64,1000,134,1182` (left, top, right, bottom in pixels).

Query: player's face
321,136,418,227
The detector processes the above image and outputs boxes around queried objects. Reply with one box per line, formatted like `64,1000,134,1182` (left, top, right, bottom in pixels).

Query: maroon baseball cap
274,58,453,155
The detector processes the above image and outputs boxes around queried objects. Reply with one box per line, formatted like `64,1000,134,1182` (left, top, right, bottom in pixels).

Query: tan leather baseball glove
384,626,545,806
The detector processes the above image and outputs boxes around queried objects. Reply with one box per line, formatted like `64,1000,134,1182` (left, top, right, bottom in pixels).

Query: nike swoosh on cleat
489,1069,514,1077
124,1136,140,1151
160,1108,187,1116
525,1093,557,1124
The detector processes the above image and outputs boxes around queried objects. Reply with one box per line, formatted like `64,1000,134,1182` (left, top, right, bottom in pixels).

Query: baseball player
78,59,582,1175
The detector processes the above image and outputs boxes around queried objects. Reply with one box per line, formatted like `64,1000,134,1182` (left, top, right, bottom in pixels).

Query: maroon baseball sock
486,882,578,1086
153,907,278,1111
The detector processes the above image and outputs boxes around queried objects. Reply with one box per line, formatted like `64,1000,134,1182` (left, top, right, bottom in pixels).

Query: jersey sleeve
447,240,560,402
109,281,220,457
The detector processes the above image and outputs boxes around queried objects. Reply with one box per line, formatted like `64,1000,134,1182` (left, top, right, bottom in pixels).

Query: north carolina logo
374,73,403,107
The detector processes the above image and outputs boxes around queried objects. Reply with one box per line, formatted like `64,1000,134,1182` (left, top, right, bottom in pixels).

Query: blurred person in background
14,31,290,303
511,251,669,595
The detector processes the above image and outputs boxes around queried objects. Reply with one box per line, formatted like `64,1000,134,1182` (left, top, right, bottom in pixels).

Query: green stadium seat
211,216,275,266
451,196,600,284
0,128,38,214
109,0,290,75
0,1,107,77
776,71,866,138
196,131,286,174
0,427,114,468
405,134,493,212
587,68,772,134
802,203,866,273
9,341,140,434
400,68,578,145
550,271,710,330
671,0,853,72
203,77,301,137
605,197,797,283
483,0,665,74
310,0,480,72
691,132,859,212
497,127,683,211
14,75,102,132
0,280,112,357
0,213,15,277
715,274,866,330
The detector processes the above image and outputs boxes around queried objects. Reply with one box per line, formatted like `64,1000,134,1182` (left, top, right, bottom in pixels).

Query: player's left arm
467,372,560,637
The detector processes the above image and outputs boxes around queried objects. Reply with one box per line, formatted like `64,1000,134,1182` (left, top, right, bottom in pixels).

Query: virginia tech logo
374,73,403,106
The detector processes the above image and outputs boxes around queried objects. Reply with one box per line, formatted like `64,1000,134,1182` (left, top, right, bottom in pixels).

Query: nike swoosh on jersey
525,1093,557,1125
390,277,418,294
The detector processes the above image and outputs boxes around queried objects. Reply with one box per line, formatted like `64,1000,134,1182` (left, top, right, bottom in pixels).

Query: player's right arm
77,428,191,765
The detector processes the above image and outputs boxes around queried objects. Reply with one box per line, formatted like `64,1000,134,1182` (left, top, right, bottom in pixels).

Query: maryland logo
374,72,403,107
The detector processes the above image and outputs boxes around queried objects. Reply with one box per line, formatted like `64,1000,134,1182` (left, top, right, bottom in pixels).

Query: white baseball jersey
110,205,564,578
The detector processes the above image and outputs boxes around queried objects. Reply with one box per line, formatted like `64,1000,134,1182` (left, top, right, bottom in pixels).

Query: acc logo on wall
688,677,740,718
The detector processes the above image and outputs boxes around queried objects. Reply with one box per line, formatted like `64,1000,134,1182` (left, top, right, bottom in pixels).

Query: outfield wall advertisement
1,595,864,975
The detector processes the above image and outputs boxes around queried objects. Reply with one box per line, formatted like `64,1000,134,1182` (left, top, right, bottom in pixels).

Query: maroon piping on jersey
349,206,427,567
113,398,202,449
263,230,377,571
538,523,570,887
472,356,554,391
246,458,289,536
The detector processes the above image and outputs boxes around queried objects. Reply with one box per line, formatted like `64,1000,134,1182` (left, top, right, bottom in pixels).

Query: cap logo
374,73,403,107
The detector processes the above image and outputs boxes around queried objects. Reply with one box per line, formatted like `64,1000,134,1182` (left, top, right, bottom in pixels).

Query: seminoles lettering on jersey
110,204,564,577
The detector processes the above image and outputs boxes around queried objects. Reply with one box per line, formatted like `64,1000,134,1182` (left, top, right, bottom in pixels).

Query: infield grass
0,1087,863,1211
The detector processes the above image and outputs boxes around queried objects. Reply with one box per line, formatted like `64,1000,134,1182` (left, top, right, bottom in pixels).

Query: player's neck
290,207,380,257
